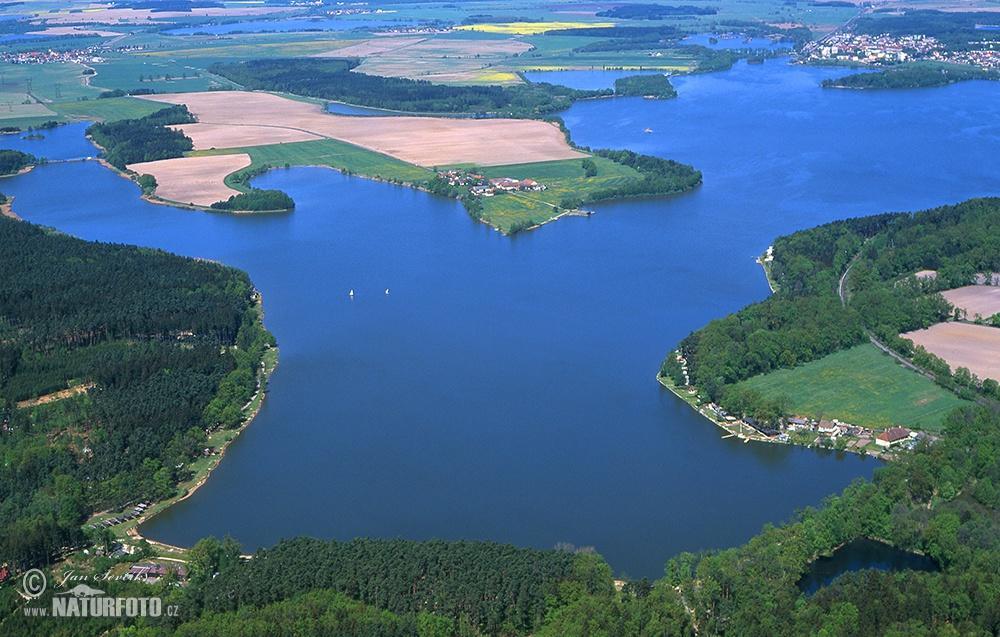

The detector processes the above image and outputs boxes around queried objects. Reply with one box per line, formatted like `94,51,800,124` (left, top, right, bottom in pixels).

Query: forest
614,74,678,98
210,188,294,211
668,198,1000,414
823,63,999,89
0,149,37,175
87,105,195,169
596,3,718,19
210,59,606,117
587,148,702,201
6,406,997,636
0,216,272,570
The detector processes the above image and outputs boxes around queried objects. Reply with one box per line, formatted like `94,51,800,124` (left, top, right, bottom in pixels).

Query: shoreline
657,372,885,458
99,297,280,557
1,195,20,220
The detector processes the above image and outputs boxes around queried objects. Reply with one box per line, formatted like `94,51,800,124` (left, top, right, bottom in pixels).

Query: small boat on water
643,127,653,133
349,289,355,298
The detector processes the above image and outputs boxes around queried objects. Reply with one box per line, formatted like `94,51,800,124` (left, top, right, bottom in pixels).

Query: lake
680,33,792,50
798,538,939,595
4,59,999,578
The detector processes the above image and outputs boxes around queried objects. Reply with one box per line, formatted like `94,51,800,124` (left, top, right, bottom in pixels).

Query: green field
737,344,971,432
477,156,642,231
50,96,168,122
192,138,434,188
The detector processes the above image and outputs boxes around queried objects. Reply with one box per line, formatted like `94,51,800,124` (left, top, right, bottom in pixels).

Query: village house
817,419,837,435
875,427,912,448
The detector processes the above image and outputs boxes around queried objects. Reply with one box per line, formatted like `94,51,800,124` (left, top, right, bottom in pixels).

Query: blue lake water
798,539,939,595
524,69,666,91
165,18,411,36
3,59,999,577
681,33,792,50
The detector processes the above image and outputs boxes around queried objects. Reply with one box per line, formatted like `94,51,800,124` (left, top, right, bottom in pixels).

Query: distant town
803,32,1000,70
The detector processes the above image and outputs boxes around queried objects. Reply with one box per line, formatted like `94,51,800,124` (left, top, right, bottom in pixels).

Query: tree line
670,198,1000,411
210,59,607,117
0,216,273,570
87,105,195,169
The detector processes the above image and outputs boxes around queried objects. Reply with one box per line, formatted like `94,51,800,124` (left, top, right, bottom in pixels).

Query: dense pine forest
666,198,1000,417
5,407,998,636
210,59,606,117
0,217,272,571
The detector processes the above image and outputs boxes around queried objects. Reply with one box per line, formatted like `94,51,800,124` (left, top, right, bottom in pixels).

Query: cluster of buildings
126,562,188,584
437,170,546,197
706,405,929,453
803,31,1000,71
803,33,942,65
0,48,104,65
926,46,1000,71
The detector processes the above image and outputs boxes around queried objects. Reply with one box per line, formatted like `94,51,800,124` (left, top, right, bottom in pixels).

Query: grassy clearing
0,62,99,102
89,55,240,93
191,138,434,187
51,96,168,122
737,344,971,432
0,92,56,122
476,156,642,231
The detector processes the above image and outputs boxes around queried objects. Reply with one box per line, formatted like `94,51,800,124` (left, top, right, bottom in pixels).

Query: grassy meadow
476,156,642,231
191,139,434,189
737,344,972,432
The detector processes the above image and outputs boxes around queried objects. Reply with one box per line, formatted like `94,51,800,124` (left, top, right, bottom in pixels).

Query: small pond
798,538,940,595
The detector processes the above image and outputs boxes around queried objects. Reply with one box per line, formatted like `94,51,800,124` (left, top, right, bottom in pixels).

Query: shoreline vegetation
0,211,276,576
79,87,702,232
660,197,1000,457
822,62,999,90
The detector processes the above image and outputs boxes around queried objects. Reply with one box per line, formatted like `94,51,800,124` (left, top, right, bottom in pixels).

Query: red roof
877,427,910,442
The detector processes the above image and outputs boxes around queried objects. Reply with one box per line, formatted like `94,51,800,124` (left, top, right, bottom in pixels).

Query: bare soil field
315,37,427,58
942,285,1000,319
343,37,533,83
27,26,120,37
171,123,322,149
141,91,586,167
902,322,1000,381
127,154,251,207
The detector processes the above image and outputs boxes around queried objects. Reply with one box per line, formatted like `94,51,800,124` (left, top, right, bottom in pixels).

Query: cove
798,539,939,595
3,59,999,578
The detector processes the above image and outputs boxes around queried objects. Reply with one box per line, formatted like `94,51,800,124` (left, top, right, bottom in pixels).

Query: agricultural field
0,62,98,102
139,91,587,167
128,153,251,207
194,138,435,186
941,284,1000,319
50,96,168,123
88,56,241,94
902,322,1000,382
455,22,614,35
476,156,642,230
737,344,971,432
